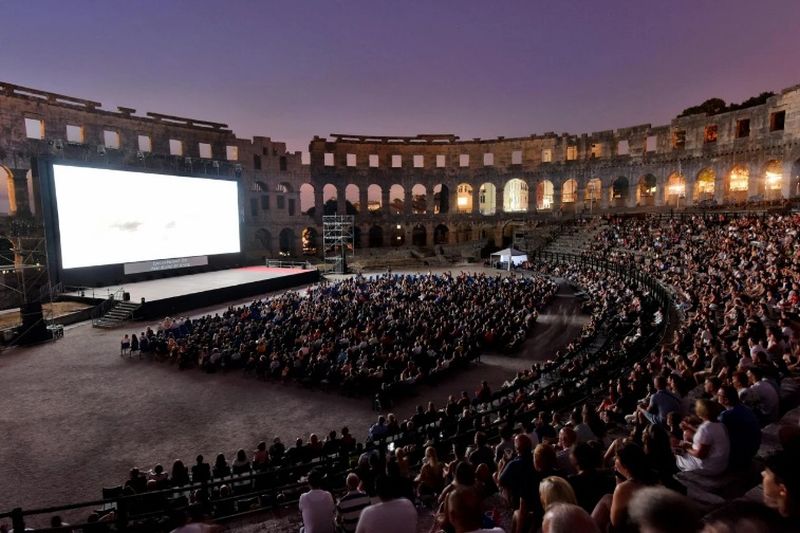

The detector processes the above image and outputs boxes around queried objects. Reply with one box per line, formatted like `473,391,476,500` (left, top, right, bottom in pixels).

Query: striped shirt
337,490,371,533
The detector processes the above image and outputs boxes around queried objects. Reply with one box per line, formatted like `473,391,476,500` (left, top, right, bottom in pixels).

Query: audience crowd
9,211,800,533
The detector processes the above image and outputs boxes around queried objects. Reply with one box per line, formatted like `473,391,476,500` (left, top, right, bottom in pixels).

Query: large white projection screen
52,165,240,269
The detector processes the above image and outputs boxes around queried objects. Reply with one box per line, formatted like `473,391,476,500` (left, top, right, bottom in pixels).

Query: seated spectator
627,486,700,533
592,442,657,532
716,385,761,470
555,427,577,475
415,446,445,500
191,455,211,483
702,500,788,533
171,459,190,486
148,464,170,487
355,475,417,533
540,475,578,511
299,468,335,533
231,449,251,475
253,441,270,471
762,450,800,523
337,473,370,533
542,503,599,533
744,366,780,425
269,437,286,462
212,453,231,478
568,442,615,514
469,431,497,474
638,376,682,427
446,487,504,533
675,399,730,476
124,468,146,494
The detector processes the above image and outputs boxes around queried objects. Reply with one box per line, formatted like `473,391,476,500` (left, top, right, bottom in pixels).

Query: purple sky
2,1,800,153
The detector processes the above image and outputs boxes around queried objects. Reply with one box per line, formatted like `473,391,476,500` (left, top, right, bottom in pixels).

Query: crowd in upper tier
119,273,557,399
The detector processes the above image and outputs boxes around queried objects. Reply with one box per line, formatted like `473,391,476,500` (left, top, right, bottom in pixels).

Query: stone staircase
92,301,141,328
543,219,608,255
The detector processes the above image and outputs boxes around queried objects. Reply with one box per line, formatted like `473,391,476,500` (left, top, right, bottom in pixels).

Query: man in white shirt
299,469,335,533
746,367,780,424
446,487,504,533
355,475,417,533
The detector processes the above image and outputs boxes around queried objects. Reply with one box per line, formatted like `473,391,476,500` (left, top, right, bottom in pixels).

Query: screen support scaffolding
322,215,354,275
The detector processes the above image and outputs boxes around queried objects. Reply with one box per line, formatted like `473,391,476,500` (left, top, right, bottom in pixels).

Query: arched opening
478,183,496,215
389,184,404,215
456,183,473,213
562,179,578,204
503,178,529,212
433,224,449,245
301,227,319,255
457,224,473,243
278,228,296,256
299,183,315,215
345,184,360,214
764,160,784,199
323,184,338,215
411,224,427,246
585,178,602,206
367,184,382,212
433,184,449,214
411,184,427,214
0,166,13,215
536,180,554,210
636,174,657,206
694,168,715,203
368,225,384,247
725,164,749,203
665,172,687,207
390,224,406,246
255,228,273,253
611,176,629,207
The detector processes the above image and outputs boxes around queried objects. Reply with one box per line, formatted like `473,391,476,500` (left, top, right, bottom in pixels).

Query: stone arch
725,164,749,203
433,183,449,214
434,224,450,245
299,183,315,214
323,184,338,215
665,172,687,207
367,184,382,212
389,184,404,215
456,183,473,213
368,225,384,247
411,224,427,246
457,223,473,243
390,224,406,246
694,168,715,202
255,228,273,252
536,180,555,210
503,178,529,212
478,182,497,215
345,184,360,214
763,159,784,199
301,227,319,255
411,184,427,214
562,178,578,204
611,176,629,207
0,165,13,215
636,174,657,206
585,178,602,204
278,228,296,255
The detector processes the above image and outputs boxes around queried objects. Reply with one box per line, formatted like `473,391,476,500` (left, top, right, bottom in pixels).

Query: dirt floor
0,268,585,528
0,301,91,329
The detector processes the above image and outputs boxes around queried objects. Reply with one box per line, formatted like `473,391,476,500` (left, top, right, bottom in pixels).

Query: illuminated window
369,154,379,167
617,140,629,156
24,118,44,139
66,124,84,143
565,147,576,161
483,153,494,166
346,153,357,167
199,143,212,159
324,153,335,166
704,125,718,144
542,149,553,162
413,155,424,168
672,130,686,149
729,165,749,192
646,135,657,152
138,135,152,152
696,168,715,196
169,139,183,156
764,160,783,191
590,143,603,158
511,150,522,165
391,155,402,168
104,130,121,149
562,179,578,203
436,154,446,167
226,145,239,161
459,154,469,167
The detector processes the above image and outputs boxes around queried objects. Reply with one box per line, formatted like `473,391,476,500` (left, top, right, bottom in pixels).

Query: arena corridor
0,269,586,515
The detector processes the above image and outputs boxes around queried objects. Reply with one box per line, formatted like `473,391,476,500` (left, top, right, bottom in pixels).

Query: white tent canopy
490,247,528,266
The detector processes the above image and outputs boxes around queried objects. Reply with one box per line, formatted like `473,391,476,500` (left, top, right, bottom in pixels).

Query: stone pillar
714,164,726,204
654,178,665,207
337,188,347,216
748,162,760,200
684,179,694,207
313,187,324,224
600,180,609,209
404,187,412,215
426,188,436,215
783,160,794,199
528,180,538,213
552,184,562,213
359,187,369,218
382,188,391,216
11,169,31,215
472,186,480,214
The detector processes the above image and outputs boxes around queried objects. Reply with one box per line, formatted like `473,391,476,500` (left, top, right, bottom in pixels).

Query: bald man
447,488,503,533
542,503,599,533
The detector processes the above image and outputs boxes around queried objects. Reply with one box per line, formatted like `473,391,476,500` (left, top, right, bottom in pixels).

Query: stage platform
63,266,319,319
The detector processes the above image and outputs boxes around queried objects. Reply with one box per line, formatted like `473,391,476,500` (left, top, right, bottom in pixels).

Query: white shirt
748,380,780,422
299,489,336,533
355,498,417,533
693,420,730,475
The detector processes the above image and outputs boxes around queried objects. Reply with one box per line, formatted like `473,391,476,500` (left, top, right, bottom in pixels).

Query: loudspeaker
122,292,131,301
16,302,53,345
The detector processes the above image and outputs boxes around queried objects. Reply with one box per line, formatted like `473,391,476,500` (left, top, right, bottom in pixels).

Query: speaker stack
15,302,53,345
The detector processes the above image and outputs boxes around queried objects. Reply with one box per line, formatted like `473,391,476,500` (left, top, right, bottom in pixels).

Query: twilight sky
2,1,800,153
